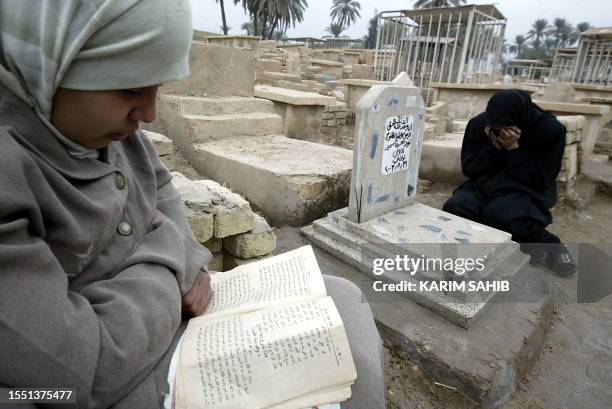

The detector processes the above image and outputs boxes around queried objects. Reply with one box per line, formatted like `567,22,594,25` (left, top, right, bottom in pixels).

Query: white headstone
347,72,426,223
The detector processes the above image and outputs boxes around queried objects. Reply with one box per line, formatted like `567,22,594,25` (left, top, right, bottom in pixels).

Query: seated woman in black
443,89,576,277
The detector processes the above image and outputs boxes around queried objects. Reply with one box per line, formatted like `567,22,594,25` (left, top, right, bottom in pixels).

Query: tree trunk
269,17,279,40
219,0,228,35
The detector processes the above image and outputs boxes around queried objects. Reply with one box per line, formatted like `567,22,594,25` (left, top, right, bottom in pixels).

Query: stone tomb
305,72,528,327
302,72,553,407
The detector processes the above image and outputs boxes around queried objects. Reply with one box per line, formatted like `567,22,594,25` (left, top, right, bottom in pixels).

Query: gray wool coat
0,83,212,409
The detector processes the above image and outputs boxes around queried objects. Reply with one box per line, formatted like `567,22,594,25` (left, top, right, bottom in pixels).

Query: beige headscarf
0,0,193,158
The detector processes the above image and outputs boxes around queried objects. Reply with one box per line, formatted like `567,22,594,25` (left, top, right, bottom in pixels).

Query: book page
266,385,351,409
176,297,356,409
202,246,327,320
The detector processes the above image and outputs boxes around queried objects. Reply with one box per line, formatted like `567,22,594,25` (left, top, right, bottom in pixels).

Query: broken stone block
424,123,436,139
452,119,469,133
171,172,255,239
207,252,223,272
223,213,276,259
560,143,578,181
223,252,272,270
203,237,222,253
183,207,214,243
142,129,174,156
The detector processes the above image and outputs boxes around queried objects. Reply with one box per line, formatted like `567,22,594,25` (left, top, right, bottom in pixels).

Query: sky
190,0,611,44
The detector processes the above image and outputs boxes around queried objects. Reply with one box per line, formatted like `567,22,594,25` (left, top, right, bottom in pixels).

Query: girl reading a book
0,1,384,408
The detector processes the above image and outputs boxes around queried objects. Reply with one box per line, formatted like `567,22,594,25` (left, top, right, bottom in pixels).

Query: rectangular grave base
302,203,529,328
299,223,553,408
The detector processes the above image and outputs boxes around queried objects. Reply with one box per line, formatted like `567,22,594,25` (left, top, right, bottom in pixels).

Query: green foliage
363,12,378,49
330,0,361,29
234,0,308,39
413,0,466,9
506,17,592,61
324,22,347,38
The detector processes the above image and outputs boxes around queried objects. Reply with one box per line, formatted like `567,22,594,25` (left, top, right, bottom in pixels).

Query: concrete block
142,130,174,156
336,111,347,119
566,130,580,144
588,153,610,163
420,133,467,183
161,42,255,97
452,119,469,133
207,251,224,272
223,252,272,270
159,156,175,171
203,237,222,253
184,207,214,243
254,85,337,106
223,214,277,258
561,143,578,180
171,172,256,238
558,115,577,131
256,58,282,73
183,112,284,143
190,135,352,227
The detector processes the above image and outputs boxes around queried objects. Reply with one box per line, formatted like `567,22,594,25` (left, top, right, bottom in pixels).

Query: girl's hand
181,268,212,317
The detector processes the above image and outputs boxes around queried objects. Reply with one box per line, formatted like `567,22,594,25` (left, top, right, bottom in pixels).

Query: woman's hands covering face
485,125,521,151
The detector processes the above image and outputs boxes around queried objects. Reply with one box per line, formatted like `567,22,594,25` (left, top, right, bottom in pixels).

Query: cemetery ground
172,146,612,409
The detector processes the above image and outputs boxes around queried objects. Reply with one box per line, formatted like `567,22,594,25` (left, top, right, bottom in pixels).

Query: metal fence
550,48,578,83
373,4,506,104
571,36,612,85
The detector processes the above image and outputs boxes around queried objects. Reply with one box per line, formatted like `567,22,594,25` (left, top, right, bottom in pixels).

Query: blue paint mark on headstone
398,237,409,243
372,104,380,113
394,210,407,215
375,194,389,203
455,237,470,243
407,184,415,196
438,216,451,222
369,133,379,158
387,95,399,106
457,230,472,236
367,182,373,204
420,225,442,233
394,194,400,203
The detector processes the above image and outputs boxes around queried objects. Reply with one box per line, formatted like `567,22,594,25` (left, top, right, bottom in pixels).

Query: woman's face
50,85,160,149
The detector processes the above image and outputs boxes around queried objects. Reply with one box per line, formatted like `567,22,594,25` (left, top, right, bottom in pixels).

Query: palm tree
324,22,347,38
509,35,527,58
551,18,574,48
363,11,378,49
235,0,308,39
216,0,229,35
576,22,592,34
330,0,361,29
527,19,550,43
241,21,254,35
413,0,466,8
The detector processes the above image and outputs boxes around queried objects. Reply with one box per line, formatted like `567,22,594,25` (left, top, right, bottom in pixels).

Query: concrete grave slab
191,135,352,227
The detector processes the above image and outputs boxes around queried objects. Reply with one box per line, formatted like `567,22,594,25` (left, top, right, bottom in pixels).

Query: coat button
117,221,132,236
115,174,126,190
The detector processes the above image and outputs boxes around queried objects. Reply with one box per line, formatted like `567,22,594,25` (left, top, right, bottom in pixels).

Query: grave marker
348,72,426,223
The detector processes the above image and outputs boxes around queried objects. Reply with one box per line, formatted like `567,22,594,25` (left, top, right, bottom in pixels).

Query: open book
174,246,357,409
